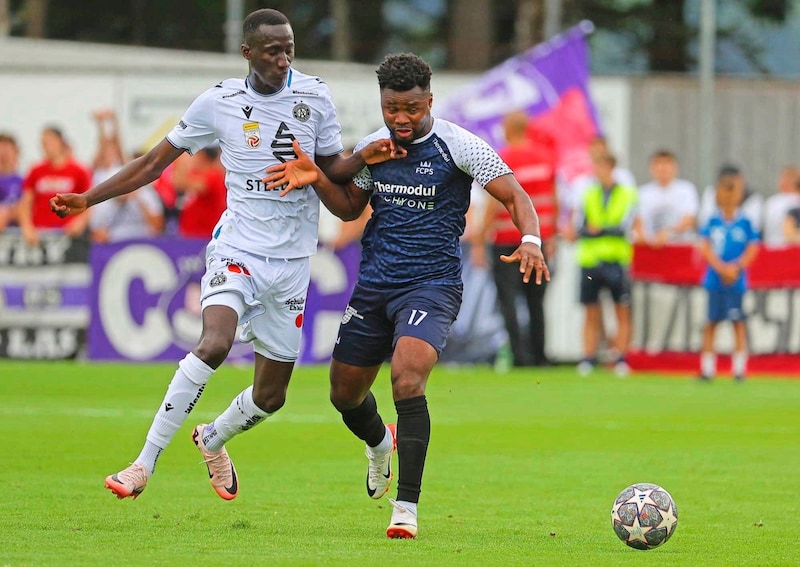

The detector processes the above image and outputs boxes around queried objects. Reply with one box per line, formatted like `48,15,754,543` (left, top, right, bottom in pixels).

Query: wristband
521,234,542,247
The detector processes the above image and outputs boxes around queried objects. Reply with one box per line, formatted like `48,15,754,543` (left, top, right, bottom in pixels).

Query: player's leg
192,255,309,499
384,284,462,539
330,283,396,501
105,302,239,499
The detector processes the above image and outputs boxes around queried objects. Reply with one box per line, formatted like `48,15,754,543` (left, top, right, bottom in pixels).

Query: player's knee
252,384,287,413
329,382,360,411
391,374,426,400
194,333,234,369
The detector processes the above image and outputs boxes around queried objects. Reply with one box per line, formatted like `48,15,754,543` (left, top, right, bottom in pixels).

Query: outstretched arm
265,139,399,221
484,173,550,285
51,139,184,218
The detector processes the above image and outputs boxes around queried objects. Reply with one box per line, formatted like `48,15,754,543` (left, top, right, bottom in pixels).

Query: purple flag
438,22,600,182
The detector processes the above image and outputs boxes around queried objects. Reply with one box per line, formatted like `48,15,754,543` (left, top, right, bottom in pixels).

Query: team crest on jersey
209,272,227,287
243,122,261,148
293,102,311,123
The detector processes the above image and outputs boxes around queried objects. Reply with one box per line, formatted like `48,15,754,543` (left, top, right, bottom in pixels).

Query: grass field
1,361,798,566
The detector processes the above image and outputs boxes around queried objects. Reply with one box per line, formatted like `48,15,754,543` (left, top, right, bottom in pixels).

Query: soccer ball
611,483,678,550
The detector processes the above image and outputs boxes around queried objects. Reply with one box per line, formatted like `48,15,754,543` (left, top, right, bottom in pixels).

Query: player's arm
264,139,370,221
484,173,550,284
697,238,727,274
51,139,184,218
317,138,405,184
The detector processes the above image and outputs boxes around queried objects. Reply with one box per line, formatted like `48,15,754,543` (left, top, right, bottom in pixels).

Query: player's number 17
408,309,428,326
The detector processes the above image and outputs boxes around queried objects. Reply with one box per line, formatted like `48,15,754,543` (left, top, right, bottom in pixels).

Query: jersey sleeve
449,126,512,187
315,85,345,157
166,88,219,155
350,132,387,192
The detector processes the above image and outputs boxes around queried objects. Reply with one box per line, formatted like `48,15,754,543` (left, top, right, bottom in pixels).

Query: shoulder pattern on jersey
354,127,391,153
430,119,511,187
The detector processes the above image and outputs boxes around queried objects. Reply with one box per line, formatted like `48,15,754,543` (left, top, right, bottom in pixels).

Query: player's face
242,23,295,94
380,87,433,145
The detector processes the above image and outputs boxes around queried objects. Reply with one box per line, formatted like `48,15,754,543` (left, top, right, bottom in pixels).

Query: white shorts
200,241,310,362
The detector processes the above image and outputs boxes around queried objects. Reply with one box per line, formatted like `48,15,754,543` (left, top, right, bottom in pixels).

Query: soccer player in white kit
50,8,397,501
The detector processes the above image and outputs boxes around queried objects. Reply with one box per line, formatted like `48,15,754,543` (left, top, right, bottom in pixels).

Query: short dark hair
717,163,741,180
376,53,432,91
651,149,676,161
243,8,290,38
0,132,18,148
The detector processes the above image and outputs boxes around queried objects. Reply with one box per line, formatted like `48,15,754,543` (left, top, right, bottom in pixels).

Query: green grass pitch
1,361,797,566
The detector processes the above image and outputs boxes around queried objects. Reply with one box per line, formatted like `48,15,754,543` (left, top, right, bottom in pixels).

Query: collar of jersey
245,69,292,98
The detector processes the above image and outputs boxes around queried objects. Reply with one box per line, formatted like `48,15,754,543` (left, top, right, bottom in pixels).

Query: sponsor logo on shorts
209,272,227,287
341,304,364,324
293,102,311,122
224,260,251,276
295,313,304,328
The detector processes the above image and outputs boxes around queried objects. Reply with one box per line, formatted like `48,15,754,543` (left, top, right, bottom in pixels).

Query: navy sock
395,395,430,504
340,391,386,448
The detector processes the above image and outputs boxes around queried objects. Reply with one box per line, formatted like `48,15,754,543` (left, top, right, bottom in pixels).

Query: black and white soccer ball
611,483,678,550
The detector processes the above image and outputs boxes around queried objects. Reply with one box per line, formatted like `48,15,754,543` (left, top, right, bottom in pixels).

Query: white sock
203,385,270,453
395,500,418,516
367,425,393,456
134,353,215,474
701,352,716,378
732,351,748,377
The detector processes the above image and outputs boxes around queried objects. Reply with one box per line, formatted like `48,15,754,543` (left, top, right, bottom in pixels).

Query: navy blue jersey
353,118,512,287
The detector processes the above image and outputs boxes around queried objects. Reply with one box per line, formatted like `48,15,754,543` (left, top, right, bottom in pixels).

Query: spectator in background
570,152,637,377
473,111,557,367
18,126,91,245
762,165,800,247
564,135,636,231
89,153,164,243
0,132,23,232
91,109,126,185
698,164,763,235
697,168,760,381
173,146,227,239
782,176,800,244
633,149,698,246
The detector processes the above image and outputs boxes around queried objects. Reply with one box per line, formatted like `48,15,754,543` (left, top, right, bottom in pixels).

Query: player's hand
358,138,407,164
50,193,89,218
500,242,550,285
263,139,320,197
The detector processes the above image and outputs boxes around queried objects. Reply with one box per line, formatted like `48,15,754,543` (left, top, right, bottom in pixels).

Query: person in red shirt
474,111,558,367
173,146,227,239
18,126,91,245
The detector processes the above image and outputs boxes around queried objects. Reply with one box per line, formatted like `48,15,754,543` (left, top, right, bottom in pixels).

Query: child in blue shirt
697,167,760,381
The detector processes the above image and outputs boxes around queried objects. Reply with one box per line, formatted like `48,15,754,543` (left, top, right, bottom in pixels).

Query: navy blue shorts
707,288,746,322
580,263,631,305
332,282,463,367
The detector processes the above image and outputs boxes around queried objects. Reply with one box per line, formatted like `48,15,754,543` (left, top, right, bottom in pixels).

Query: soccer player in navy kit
50,9,397,503
266,53,549,538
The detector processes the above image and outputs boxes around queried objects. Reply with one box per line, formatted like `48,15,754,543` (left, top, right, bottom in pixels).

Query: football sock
395,500,418,517
732,351,747,377
395,395,430,504
203,385,271,453
701,352,716,377
136,353,214,474
340,391,387,449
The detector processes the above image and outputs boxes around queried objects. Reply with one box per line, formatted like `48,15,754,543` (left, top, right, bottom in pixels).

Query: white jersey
636,178,699,239
166,69,344,259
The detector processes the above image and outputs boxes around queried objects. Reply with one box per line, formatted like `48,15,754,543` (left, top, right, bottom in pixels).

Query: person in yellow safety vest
572,151,637,377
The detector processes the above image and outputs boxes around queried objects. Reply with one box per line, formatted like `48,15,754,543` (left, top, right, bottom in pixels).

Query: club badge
293,102,311,123
243,122,261,148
